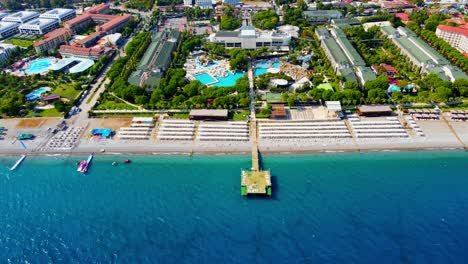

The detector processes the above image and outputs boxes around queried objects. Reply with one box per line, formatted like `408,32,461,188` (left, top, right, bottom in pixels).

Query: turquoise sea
1,151,467,263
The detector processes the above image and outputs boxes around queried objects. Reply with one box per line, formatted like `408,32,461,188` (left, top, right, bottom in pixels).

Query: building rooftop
215,31,240,38
326,101,342,111
316,83,334,91
189,109,228,117
338,67,358,83
437,24,468,37
41,8,75,16
357,105,393,114
0,21,19,30
394,13,410,22
315,26,330,38
304,10,342,17
2,11,39,20
322,38,350,67
21,18,58,27
357,66,377,83
332,28,367,67
34,28,71,47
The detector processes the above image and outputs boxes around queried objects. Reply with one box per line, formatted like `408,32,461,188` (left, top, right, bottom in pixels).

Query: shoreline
1,145,465,157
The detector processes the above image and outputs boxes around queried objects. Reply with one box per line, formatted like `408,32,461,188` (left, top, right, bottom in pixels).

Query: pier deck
241,120,272,196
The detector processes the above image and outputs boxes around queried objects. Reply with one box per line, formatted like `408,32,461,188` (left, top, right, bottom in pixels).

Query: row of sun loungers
157,120,195,141
408,109,440,120
197,121,249,141
118,127,152,140
259,121,351,139
449,110,468,121
405,116,425,137
350,119,408,138
46,126,84,150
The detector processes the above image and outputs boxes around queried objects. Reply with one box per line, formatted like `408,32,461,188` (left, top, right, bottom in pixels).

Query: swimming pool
254,68,268,76
254,61,280,77
195,58,220,69
213,71,244,87
24,58,52,75
26,87,49,101
194,73,217,85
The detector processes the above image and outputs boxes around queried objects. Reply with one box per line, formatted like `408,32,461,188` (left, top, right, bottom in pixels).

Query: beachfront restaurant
189,109,228,121
357,105,393,116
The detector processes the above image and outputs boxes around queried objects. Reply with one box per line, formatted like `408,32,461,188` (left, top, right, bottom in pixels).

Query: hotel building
435,25,468,54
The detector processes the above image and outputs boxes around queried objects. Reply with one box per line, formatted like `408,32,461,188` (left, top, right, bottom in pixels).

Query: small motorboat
112,161,116,166
123,159,131,164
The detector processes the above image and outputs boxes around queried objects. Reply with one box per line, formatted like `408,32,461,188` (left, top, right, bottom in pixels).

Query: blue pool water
195,58,219,69
254,68,268,76
194,72,217,84
254,61,281,76
213,71,244,87
24,58,52,75
26,87,49,101
1,151,467,262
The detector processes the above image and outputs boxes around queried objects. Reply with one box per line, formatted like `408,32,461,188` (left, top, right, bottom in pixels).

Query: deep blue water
0,151,467,263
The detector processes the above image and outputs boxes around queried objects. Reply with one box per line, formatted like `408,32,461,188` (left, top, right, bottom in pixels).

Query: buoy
124,159,131,164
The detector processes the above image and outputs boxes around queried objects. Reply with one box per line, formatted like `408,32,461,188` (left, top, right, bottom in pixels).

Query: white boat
78,153,93,173
10,155,26,171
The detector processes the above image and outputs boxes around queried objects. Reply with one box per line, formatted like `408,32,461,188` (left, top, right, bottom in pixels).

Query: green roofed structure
304,10,342,24
128,30,181,91
316,83,334,91
317,27,375,87
380,25,467,82
331,18,361,28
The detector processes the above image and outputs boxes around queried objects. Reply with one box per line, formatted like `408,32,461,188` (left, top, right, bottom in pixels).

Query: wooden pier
241,121,272,196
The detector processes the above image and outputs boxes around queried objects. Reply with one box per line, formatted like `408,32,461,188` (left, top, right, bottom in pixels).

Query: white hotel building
39,8,76,23
0,21,20,39
0,12,9,20
208,26,291,50
436,25,468,54
1,11,39,24
19,18,59,35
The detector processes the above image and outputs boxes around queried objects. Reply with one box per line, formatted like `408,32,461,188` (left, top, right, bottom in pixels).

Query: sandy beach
0,116,466,157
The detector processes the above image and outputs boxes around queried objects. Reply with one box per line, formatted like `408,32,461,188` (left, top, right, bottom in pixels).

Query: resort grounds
0,109,467,156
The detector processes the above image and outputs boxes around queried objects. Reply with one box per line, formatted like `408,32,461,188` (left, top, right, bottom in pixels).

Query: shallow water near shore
0,151,467,263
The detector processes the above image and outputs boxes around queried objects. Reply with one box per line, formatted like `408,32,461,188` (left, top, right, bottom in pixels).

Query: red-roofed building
372,63,397,77
394,13,410,23
436,25,468,54
85,3,110,14
57,4,132,59
59,45,109,60
33,28,72,53
42,94,61,103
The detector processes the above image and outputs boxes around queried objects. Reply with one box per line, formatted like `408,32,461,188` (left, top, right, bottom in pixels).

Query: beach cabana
356,105,393,116
17,133,34,140
91,128,113,138
388,84,401,93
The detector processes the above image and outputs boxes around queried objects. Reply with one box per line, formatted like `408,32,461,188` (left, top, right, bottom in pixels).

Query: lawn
27,108,62,117
52,83,80,100
232,110,249,121
167,112,190,119
3,38,34,48
95,100,137,110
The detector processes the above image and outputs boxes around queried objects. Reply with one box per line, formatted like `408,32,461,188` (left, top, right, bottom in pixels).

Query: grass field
167,113,189,119
38,108,62,117
27,108,62,117
232,110,249,121
95,100,137,110
52,84,80,100
3,38,34,48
